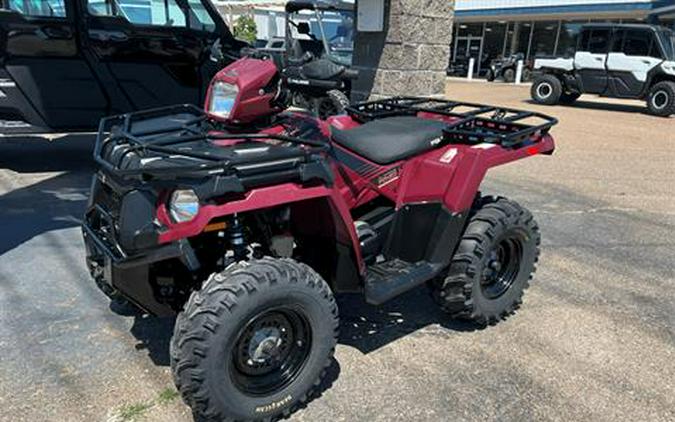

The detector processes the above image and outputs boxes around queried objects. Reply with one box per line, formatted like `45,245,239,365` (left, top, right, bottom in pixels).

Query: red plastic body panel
204,58,280,124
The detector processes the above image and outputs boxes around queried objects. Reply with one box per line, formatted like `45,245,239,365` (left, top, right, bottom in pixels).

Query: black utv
0,0,245,134
277,0,358,119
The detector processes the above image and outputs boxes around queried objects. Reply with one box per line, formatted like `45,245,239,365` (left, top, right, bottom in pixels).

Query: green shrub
233,15,257,44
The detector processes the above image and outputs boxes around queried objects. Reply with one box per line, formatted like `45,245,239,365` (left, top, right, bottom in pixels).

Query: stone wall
351,0,455,101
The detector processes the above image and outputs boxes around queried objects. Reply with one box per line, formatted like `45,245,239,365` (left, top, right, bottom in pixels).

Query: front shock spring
229,214,248,261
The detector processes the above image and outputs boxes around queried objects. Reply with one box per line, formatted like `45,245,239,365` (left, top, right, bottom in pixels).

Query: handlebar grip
343,69,360,80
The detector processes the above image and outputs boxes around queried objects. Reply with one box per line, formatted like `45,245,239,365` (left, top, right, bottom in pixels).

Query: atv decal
255,395,292,413
373,167,400,187
439,148,458,164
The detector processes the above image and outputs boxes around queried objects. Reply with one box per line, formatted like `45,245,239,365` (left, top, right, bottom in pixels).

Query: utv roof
285,0,354,13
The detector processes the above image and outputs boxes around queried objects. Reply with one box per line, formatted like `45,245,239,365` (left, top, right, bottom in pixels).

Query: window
483,22,508,62
87,0,186,27
530,21,558,58
5,0,66,17
611,29,661,58
580,29,610,54
557,21,584,57
270,40,283,48
514,21,533,57
186,0,215,31
457,23,483,38
610,29,625,52
624,29,659,57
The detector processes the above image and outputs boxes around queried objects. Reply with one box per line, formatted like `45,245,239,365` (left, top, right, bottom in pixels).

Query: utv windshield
659,28,675,60
311,10,354,65
289,8,354,65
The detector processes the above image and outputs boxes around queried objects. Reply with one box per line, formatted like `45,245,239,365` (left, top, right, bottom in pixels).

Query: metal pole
515,60,524,85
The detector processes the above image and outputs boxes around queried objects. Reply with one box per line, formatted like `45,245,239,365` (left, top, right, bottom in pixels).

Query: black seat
302,59,346,80
331,116,448,165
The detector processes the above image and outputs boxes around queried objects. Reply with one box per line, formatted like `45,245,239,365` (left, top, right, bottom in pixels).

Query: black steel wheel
430,196,540,326
231,308,311,396
171,258,338,422
480,235,524,300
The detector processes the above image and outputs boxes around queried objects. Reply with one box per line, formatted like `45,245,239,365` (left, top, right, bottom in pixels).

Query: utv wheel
522,68,533,82
646,81,675,117
171,258,338,422
531,75,562,105
431,196,540,326
503,68,516,83
314,90,350,119
559,92,581,105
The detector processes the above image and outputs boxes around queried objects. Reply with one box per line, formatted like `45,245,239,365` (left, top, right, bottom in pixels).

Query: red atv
83,54,556,421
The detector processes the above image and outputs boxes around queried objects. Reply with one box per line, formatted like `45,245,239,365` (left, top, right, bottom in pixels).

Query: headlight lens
208,81,239,118
169,189,200,223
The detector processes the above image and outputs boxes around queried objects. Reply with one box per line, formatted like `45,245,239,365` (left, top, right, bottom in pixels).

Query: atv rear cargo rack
94,104,330,182
346,97,557,148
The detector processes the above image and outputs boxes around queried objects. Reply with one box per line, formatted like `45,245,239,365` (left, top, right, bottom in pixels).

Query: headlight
208,81,239,118
169,189,200,223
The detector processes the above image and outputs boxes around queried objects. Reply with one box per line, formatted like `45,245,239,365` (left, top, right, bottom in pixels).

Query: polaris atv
82,53,557,421
278,0,358,118
486,53,533,83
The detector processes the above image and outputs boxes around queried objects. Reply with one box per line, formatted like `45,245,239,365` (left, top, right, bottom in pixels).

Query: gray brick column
351,0,455,101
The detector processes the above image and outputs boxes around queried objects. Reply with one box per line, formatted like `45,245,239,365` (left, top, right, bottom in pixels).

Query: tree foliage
233,15,257,44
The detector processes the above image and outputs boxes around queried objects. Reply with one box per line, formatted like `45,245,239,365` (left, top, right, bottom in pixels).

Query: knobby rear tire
430,196,540,327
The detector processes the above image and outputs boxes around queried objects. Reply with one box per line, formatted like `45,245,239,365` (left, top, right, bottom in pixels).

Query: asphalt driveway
0,82,673,422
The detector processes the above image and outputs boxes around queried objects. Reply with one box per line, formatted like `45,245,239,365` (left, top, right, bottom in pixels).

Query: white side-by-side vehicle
531,24,675,116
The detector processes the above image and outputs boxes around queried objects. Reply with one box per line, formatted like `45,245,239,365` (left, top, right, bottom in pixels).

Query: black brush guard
346,97,558,148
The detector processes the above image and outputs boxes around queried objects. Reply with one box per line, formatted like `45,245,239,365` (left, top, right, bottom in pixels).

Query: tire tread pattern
170,258,339,422
432,196,541,326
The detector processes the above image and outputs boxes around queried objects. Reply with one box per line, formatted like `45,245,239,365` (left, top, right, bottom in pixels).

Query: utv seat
331,116,448,165
301,59,347,80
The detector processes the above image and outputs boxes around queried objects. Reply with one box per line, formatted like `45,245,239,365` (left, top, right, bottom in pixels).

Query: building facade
452,0,675,76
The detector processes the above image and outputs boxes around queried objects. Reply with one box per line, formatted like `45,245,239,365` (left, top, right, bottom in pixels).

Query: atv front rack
94,104,329,181
346,97,557,148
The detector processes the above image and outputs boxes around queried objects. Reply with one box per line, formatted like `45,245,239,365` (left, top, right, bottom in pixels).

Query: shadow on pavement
523,98,649,115
127,286,479,371
337,288,478,354
0,136,95,255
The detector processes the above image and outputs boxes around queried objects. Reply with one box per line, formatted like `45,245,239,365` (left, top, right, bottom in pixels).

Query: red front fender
157,183,365,273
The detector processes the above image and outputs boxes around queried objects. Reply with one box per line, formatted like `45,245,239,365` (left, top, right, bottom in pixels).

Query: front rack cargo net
346,97,558,149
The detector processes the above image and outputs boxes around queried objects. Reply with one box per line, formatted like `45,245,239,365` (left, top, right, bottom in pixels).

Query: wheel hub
653,90,668,110
480,236,524,300
231,308,311,396
537,83,553,99
248,327,283,364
